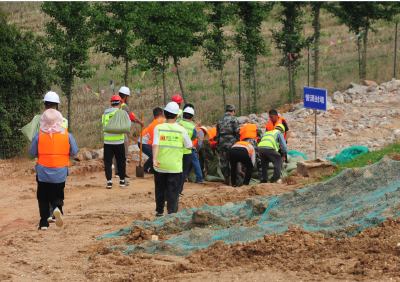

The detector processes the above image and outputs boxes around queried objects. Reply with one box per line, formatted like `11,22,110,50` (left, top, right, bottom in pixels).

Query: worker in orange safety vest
239,122,263,181
229,141,255,187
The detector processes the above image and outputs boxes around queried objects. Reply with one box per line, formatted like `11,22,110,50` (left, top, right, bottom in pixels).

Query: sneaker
270,177,280,183
179,193,184,197
114,174,119,178
53,207,63,227
120,180,130,187
47,217,56,224
126,159,131,164
155,212,164,217
106,181,112,189
125,175,130,178
38,226,48,230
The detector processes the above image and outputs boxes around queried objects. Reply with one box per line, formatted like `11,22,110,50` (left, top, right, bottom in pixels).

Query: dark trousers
37,181,65,228
104,143,126,181
259,147,283,179
179,153,192,193
138,142,154,172
154,171,182,214
114,134,128,175
229,148,254,186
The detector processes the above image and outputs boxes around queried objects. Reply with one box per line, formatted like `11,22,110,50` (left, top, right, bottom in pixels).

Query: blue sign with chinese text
303,87,327,111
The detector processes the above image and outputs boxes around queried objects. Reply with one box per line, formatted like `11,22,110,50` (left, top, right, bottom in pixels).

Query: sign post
303,87,327,159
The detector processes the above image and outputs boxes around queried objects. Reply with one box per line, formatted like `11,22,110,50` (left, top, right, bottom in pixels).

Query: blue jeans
190,150,203,182
179,153,192,194
138,142,153,172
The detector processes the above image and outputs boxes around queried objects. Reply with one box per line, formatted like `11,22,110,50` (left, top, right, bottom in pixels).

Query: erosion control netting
100,156,400,257
326,146,370,165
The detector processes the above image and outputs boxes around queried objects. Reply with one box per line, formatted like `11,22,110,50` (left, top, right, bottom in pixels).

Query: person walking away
140,107,165,174
114,86,144,178
103,95,131,189
229,141,255,187
172,94,183,120
239,121,263,180
258,124,287,183
29,109,79,230
178,107,203,196
152,102,192,216
216,105,240,185
266,109,290,162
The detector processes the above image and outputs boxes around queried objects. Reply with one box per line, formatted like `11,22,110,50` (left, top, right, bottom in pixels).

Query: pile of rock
74,148,103,161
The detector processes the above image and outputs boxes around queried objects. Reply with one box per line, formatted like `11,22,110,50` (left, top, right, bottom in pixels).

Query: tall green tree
0,10,54,158
272,2,310,102
234,2,274,113
42,2,94,131
134,2,207,105
91,2,139,87
311,2,324,88
203,2,234,109
327,2,400,81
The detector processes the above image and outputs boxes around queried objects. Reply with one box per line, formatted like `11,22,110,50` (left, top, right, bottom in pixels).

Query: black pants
229,148,254,186
259,147,283,179
104,143,126,181
37,181,65,228
154,171,182,214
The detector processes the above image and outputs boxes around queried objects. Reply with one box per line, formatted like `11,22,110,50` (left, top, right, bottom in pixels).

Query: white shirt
153,123,192,173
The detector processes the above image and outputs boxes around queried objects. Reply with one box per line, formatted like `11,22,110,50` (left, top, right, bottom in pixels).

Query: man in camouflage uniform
240,121,263,180
216,105,240,185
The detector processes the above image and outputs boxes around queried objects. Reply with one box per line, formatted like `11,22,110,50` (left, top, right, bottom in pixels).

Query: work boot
261,179,269,183
270,177,280,183
223,178,230,186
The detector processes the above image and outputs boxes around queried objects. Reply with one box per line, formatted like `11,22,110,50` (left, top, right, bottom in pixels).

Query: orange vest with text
239,124,258,141
233,141,253,157
266,116,287,138
37,128,70,168
147,117,165,146
208,127,217,148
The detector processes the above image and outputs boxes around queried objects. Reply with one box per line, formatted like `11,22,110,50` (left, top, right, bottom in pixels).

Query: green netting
287,150,308,159
100,156,400,257
326,146,369,165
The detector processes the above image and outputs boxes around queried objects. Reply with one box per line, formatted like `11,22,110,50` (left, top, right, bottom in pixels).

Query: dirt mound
69,158,104,176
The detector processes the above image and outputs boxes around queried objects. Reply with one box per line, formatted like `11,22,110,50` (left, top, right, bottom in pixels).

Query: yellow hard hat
275,124,285,133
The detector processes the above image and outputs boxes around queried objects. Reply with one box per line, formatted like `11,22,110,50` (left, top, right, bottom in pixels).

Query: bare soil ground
0,158,399,282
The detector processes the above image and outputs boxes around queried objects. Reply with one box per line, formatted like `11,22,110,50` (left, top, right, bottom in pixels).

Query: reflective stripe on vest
207,127,217,148
266,117,287,138
258,129,281,151
240,124,258,141
147,117,165,147
178,119,194,154
233,141,253,157
156,123,184,172
102,109,125,142
37,128,70,168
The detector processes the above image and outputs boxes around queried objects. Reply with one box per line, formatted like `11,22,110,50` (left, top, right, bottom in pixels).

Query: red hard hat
172,94,183,104
110,95,123,103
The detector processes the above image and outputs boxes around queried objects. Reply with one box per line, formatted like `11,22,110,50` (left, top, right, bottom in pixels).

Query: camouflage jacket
216,113,240,148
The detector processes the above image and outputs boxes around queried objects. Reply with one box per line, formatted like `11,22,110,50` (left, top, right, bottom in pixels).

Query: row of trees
40,1,400,126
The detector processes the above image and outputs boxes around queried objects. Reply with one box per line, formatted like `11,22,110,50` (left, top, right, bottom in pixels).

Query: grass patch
304,142,400,184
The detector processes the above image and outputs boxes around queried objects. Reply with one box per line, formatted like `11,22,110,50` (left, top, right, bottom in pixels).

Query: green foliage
0,10,54,158
90,2,139,86
42,2,94,130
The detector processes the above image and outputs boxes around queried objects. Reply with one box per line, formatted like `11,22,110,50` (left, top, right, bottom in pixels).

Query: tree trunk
221,67,226,109
357,34,362,82
288,58,293,103
313,5,320,88
174,59,187,105
162,57,167,106
125,57,129,86
68,70,73,132
247,72,251,114
362,18,369,81
253,63,258,113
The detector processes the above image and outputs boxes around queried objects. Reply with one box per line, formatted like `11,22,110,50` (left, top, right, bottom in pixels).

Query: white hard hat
119,86,130,96
164,102,179,115
43,91,60,104
183,107,194,115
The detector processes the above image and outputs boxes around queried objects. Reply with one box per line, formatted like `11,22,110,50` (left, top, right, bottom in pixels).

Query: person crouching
229,141,256,187
29,109,79,230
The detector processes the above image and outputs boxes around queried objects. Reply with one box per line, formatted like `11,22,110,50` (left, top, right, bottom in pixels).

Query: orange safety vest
37,128,70,168
208,127,217,148
192,127,204,148
233,141,253,157
240,124,258,141
147,117,165,146
266,116,287,138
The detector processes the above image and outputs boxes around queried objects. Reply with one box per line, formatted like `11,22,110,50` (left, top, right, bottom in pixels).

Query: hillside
0,2,398,148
